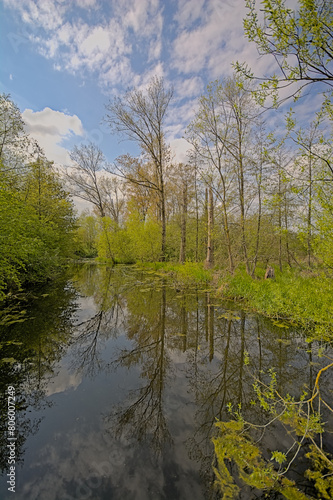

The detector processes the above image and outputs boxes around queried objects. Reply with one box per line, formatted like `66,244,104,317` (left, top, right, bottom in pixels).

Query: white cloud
118,0,163,38
3,0,66,30
3,0,164,91
46,363,82,396
170,138,192,164
22,107,84,164
3,0,312,152
100,57,134,88
148,37,162,61
139,62,165,88
75,0,97,8
166,97,199,141
172,0,245,76
80,26,111,56
175,0,206,29
174,76,204,101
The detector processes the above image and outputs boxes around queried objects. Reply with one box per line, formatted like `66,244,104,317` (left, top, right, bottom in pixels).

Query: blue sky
0,0,310,167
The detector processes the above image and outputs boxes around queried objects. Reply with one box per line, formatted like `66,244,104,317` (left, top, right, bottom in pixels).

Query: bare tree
187,81,235,272
65,142,123,264
99,176,126,224
105,77,173,261
0,93,34,174
66,142,108,217
205,185,214,269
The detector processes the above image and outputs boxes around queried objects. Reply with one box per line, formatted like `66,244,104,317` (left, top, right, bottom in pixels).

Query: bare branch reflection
106,287,173,453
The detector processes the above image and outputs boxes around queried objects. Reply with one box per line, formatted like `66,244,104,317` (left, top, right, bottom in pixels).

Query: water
0,264,332,500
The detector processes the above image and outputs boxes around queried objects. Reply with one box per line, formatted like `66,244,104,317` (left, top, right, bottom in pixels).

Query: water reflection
0,276,78,474
0,264,332,499
108,285,173,453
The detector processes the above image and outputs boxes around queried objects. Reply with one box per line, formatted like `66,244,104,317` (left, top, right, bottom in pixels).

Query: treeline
0,94,75,298
72,75,333,274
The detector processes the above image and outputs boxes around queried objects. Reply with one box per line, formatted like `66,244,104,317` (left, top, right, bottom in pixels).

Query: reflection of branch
114,369,172,452
109,335,172,453
107,289,172,453
71,305,121,376
111,339,160,369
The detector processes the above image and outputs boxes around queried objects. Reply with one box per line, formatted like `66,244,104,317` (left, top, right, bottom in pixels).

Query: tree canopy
235,0,333,106
0,94,76,297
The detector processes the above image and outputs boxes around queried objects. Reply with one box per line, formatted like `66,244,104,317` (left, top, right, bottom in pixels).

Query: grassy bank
134,261,333,340
220,267,333,340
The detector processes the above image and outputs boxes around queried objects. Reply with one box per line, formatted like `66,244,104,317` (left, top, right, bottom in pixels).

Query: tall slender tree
105,77,173,261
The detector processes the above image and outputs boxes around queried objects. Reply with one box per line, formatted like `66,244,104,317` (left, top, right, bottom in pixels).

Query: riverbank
136,262,333,340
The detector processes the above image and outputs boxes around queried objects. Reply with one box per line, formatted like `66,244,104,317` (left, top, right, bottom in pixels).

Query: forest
1,1,333,333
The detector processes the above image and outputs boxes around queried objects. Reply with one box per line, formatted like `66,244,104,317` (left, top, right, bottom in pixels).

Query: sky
0,0,317,169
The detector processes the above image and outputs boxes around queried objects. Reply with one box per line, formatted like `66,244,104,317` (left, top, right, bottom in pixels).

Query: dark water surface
0,264,332,500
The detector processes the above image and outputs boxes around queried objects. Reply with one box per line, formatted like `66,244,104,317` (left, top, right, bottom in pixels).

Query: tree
115,154,161,222
167,162,196,263
236,0,333,105
186,80,235,272
105,77,173,261
74,212,99,258
205,185,214,268
0,155,75,294
66,142,110,218
100,176,126,224
0,94,25,159
0,93,31,171
0,96,76,295
188,76,262,274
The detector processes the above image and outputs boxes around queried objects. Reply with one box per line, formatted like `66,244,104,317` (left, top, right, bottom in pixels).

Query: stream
0,263,332,499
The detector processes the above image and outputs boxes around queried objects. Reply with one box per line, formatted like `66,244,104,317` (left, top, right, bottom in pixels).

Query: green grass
221,267,333,340
129,260,333,339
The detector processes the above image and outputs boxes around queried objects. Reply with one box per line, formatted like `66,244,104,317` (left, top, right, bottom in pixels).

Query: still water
0,264,332,500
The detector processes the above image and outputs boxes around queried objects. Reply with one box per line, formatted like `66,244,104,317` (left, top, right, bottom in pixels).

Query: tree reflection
107,286,172,453
183,299,332,497
70,264,127,376
1,263,330,498
0,276,78,473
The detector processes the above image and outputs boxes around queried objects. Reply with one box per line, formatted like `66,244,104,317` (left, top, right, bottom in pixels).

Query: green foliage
305,445,333,499
222,267,333,339
127,213,162,262
0,97,76,297
74,213,98,258
312,178,333,267
95,213,161,264
213,365,333,499
95,217,118,263
0,170,75,296
136,261,213,288
213,420,309,499
237,0,333,105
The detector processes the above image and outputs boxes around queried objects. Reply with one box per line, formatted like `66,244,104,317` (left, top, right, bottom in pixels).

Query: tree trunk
205,186,214,268
179,182,187,263
307,154,312,267
194,167,199,262
160,174,166,262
